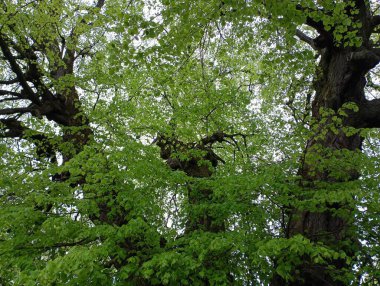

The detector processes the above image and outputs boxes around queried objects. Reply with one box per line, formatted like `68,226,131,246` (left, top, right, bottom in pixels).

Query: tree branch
0,97,20,103
0,35,40,104
0,118,57,160
0,90,22,97
350,48,380,70
14,237,94,251
372,48,380,57
296,4,326,34
355,98,380,128
0,106,33,115
95,0,105,9
200,131,251,146
295,29,317,50
371,15,380,29
0,78,18,84
0,118,25,138
0,55,23,60
2,35,56,101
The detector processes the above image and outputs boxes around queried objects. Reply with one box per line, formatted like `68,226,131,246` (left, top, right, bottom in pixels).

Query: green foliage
0,0,380,285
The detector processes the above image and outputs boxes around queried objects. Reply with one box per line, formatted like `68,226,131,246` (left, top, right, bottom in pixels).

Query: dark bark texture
0,0,146,279
156,132,227,233
272,1,380,285
156,132,238,285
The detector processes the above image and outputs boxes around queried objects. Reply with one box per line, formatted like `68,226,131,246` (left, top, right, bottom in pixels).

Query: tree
0,0,380,285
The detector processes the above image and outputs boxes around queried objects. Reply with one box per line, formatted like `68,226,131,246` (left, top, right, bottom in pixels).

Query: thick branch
295,29,317,50
95,0,105,9
356,98,380,128
0,90,22,97
372,48,380,57
351,48,380,70
0,55,23,60
0,97,19,103
0,35,56,100
296,4,326,34
0,36,40,104
371,15,380,29
200,131,250,147
0,78,18,84
0,106,33,115
0,118,24,138
0,118,56,161
200,131,227,146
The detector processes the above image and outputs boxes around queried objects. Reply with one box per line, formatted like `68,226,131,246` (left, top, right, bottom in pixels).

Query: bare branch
0,90,22,97
0,55,23,60
0,106,33,115
0,35,40,104
0,78,18,84
295,29,317,50
0,97,19,103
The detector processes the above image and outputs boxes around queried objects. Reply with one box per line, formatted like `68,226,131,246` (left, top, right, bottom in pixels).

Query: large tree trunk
0,1,149,280
282,50,364,286
272,1,380,283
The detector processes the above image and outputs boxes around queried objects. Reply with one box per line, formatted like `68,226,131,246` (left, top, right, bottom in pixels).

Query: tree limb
296,4,326,34
14,237,94,251
371,15,380,29
0,106,33,115
0,90,22,97
295,29,317,50
0,118,57,161
0,78,18,84
95,0,105,9
0,118,24,138
0,55,23,60
350,48,380,70
200,131,251,147
60,0,106,78
0,97,20,103
0,35,40,104
355,98,380,128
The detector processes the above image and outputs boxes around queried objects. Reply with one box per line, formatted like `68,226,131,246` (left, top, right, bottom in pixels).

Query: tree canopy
1,0,380,285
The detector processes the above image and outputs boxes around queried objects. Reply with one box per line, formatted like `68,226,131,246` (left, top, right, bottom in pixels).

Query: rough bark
155,132,241,285
0,0,142,277
272,1,380,285
156,132,227,233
